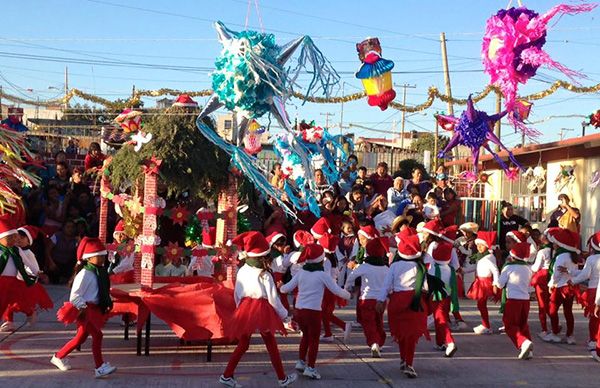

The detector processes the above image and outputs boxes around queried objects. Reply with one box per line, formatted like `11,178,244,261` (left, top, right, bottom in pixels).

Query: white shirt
17,247,40,280
112,252,135,274
426,259,453,293
498,263,533,300
595,276,600,305
475,254,500,287
548,252,579,289
531,247,552,272
345,262,388,300
234,264,287,320
377,260,428,301
187,256,214,277
70,268,99,309
1,248,18,276
426,241,460,270
271,252,292,274
288,251,303,277
373,209,396,234
280,267,350,311
571,253,600,288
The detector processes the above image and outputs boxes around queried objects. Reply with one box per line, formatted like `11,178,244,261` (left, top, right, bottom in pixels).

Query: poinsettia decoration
142,156,162,175
170,205,190,226
165,241,183,261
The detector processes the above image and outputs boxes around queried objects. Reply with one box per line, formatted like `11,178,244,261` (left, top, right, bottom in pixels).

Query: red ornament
170,205,190,226
165,241,183,261
142,156,162,175
590,110,600,129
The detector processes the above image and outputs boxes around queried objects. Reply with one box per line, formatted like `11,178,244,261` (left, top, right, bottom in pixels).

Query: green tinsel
237,212,251,234
184,216,203,247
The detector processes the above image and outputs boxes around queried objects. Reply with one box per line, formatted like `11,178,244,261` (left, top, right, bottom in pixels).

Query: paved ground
1,285,599,387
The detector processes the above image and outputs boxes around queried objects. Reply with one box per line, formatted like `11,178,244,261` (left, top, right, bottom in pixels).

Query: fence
458,197,501,231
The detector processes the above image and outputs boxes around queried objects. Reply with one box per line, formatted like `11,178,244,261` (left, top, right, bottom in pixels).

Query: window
224,120,232,130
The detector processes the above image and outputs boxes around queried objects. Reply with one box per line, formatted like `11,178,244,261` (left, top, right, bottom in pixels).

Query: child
427,241,458,358
0,220,29,332
52,237,116,378
506,230,538,263
544,228,581,344
351,224,379,327
107,220,135,275
376,233,429,378
280,244,351,380
219,231,296,388
496,242,534,360
571,231,600,350
531,231,552,340
188,227,216,277
335,220,358,288
345,237,389,358
466,231,500,335
267,231,292,311
423,192,440,220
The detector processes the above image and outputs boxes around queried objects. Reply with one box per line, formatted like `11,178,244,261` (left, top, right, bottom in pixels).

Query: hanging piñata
355,37,396,110
589,109,600,129
195,21,340,217
482,3,596,135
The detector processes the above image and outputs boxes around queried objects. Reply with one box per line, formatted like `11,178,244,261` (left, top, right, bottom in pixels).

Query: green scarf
392,254,426,311
432,263,460,313
0,245,36,286
364,255,387,266
548,247,569,278
499,260,529,313
303,262,324,272
245,258,263,269
356,246,366,264
83,262,113,314
468,252,487,265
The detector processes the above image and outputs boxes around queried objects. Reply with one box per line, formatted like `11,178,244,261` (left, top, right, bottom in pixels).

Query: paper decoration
554,164,576,192
170,205,191,226
589,170,600,193
115,109,142,132
243,119,265,155
523,166,546,192
355,37,396,110
590,110,600,129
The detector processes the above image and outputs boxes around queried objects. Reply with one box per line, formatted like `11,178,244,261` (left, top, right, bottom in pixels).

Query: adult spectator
548,194,581,232
440,187,461,226
406,167,433,198
363,180,379,207
65,138,78,154
84,142,106,173
45,219,79,284
387,177,409,214
337,169,354,197
346,154,359,183
347,185,367,216
270,162,285,190
369,161,394,196
314,169,334,201
407,193,425,228
496,201,529,252
41,185,67,237
49,161,71,194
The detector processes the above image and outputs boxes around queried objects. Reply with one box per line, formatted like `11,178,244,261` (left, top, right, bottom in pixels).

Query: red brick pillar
98,175,109,244
217,174,238,287
140,168,159,288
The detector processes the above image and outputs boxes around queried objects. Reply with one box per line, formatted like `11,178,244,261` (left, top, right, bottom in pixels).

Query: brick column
217,174,238,287
140,170,158,288
98,175,109,244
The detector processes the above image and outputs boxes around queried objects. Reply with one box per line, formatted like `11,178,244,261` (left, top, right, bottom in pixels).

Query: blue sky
1,0,599,147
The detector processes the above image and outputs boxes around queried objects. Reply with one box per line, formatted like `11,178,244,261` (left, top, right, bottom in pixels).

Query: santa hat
459,222,479,234
394,226,417,245
546,228,580,254
172,94,198,107
114,220,125,233
475,231,497,250
231,231,270,257
293,230,315,248
432,241,453,262
202,227,217,249
396,234,422,260
440,225,458,243
421,219,444,237
319,233,340,254
266,231,286,247
0,219,17,240
311,218,331,239
366,237,389,258
77,237,107,263
297,243,325,264
358,224,380,240
588,231,600,252
510,242,531,261
17,225,40,245
506,230,527,244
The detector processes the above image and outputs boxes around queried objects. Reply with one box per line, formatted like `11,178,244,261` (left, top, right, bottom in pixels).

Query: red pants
432,298,454,346
223,332,285,380
534,283,550,333
3,303,32,321
296,308,322,368
549,286,575,336
273,273,290,311
388,291,428,367
358,299,386,347
322,291,345,337
56,318,104,368
586,288,598,342
502,299,531,349
477,299,491,329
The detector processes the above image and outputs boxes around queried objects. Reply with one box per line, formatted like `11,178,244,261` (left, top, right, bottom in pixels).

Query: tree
409,133,449,173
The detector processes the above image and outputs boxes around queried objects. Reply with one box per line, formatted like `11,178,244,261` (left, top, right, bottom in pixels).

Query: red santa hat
588,231,600,252
231,231,270,257
0,219,17,240
366,237,389,258
358,224,380,240
293,230,315,248
202,227,217,249
440,225,458,243
318,233,340,253
394,226,417,245
266,231,286,247
546,228,580,254
172,94,198,107
506,230,527,243
474,231,497,250
432,241,453,262
17,225,40,245
310,217,331,239
77,237,107,263
510,242,531,261
114,220,125,233
421,219,444,237
297,243,325,264
396,234,422,260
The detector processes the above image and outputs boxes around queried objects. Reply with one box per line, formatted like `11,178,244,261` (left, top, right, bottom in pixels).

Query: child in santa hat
335,219,358,288
267,231,292,311
438,225,468,330
376,232,429,378
544,228,581,344
345,237,389,358
219,231,297,388
506,230,538,263
466,231,500,335
52,237,116,378
187,227,216,278
496,242,534,359
280,243,351,380
0,225,53,330
318,233,352,343
593,280,600,362
571,231,600,351
426,240,458,358
107,220,135,276
531,231,553,340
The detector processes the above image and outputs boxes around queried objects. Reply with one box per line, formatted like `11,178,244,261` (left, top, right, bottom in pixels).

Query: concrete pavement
1,284,599,387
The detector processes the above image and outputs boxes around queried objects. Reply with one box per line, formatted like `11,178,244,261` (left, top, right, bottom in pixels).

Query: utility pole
434,118,439,171
0,85,3,120
559,128,574,141
132,84,136,104
64,66,69,110
440,32,458,172
581,120,589,137
320,112,335,128
396,83,417,150
495,92,502,152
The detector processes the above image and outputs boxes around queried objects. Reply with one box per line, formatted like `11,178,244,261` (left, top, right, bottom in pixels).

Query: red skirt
0,276,48,316
25,283,54,311
467,277,500,302
530,269,549,288
57,302,107,331
227,297,286,339
387,291,429,343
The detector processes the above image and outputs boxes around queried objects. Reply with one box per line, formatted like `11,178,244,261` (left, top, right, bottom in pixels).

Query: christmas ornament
554,164,576,192
165,241,183,261
523,166,546,192
589,110,600,129
355,37,396,110
185,216,203,247
589,170,600,193
243,119,265,155
115,109,142,133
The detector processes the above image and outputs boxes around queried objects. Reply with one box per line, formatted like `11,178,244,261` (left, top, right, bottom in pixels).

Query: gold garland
2,81,599,112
